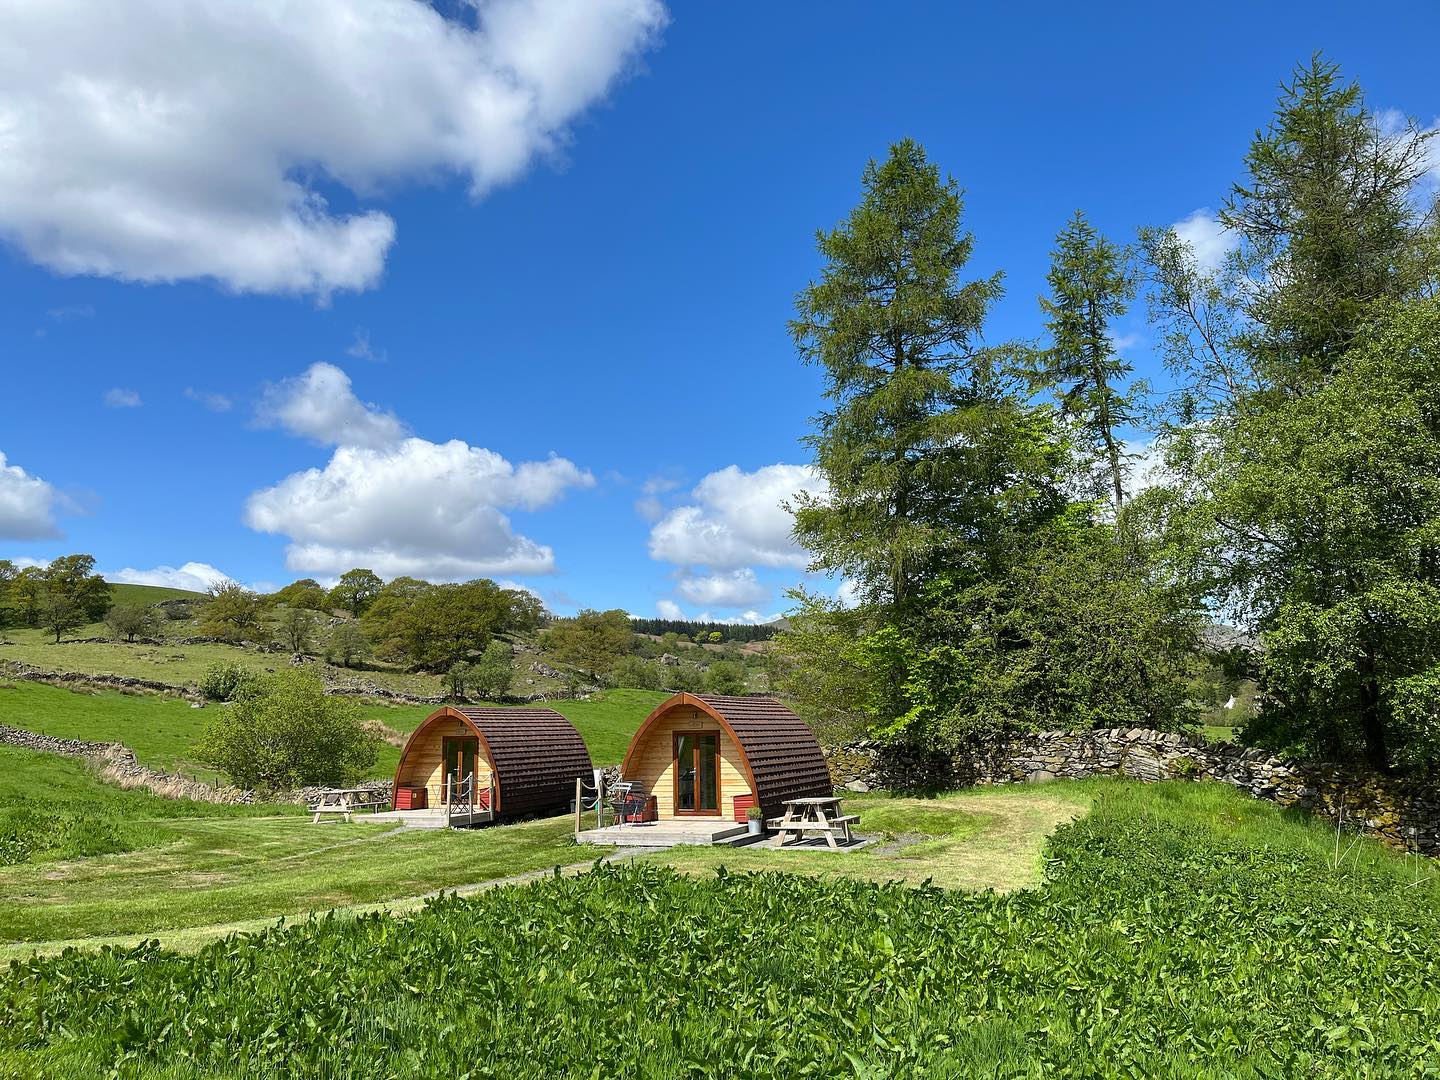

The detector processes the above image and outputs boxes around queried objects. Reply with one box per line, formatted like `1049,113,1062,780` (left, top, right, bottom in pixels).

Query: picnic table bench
768,796,860,849
310,788,385,823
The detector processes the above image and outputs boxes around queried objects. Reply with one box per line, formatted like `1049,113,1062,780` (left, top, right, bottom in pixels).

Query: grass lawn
654,787,1088,891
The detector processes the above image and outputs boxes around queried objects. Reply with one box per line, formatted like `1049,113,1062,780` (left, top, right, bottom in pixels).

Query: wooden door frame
441,735,479,805
672,730,721,817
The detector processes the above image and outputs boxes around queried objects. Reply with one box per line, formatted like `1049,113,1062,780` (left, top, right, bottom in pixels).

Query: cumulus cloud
258,362,407,448
0,451,63,540
1172,209,1237,274
103,388,142,408
107,561,235,593
247,435,593,581
676,568,770,609
836,578,862,609
656,598,685,620
0,0,666,296
649,464,826,571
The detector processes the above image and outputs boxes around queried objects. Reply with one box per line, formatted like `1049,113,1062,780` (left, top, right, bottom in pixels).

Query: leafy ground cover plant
3,782,1436,1078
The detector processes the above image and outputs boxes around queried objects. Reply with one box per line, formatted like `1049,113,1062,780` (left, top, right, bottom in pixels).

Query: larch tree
789,138,1004,621
1036,211,1140,514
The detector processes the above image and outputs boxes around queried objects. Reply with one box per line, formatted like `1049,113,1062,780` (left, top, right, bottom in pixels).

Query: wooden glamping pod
390,706,592,825
617,693,832,825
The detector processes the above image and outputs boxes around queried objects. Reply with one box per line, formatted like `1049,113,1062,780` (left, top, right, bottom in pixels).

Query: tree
279,607,315,655
272,579,328,612
199,582,267,643
703,660,747,695
328,568,384,617
540,609,633,680
10,567,42,627
1036,211,1140,513
470,639,515,701
376,580,514,671
37,554,111,623
1140,58,1440,773
1214,300,1440,775
194,669,379,790
790,138,1006,619
326,622,370,669
105,603,158,643
0,560,15,643
446,661,474,702
40,593,83,644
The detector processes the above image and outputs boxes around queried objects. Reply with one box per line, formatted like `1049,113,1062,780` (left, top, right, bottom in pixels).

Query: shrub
470,640,515,701
610,655,663,691
194,669,379,791
198,661,257,703
703,660,747,695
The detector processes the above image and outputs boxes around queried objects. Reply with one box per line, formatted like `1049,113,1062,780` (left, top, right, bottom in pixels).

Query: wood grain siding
625,706,750,819
618,694,832,821
391,707,593,820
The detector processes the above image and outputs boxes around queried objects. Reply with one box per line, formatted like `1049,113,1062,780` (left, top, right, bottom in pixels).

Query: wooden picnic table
768,796,859,849
310,788,384,823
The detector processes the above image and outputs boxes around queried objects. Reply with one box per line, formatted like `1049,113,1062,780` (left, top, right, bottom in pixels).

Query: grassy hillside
4,781,1436,1077
105,581,207,605
0,681,664,786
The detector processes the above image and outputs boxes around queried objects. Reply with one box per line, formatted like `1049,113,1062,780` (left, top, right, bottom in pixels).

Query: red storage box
621,795,657,823
395,786,428,810
733,794,755,823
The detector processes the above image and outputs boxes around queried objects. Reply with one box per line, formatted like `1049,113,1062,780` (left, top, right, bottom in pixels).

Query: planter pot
747,818,763,836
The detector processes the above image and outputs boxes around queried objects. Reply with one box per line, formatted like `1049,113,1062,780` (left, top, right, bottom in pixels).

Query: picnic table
768,796,860,849
310,788,384,823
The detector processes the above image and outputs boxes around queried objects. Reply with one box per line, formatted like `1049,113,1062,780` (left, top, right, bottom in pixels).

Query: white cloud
103,388,142,408
107,561,235,593
47,304,94,322
1378,108,1440,187
656,598,685,620
676,568,770,609
837,578,862,609
1173,209,1237,274
258,362,407,448
0,0,666,296
246,436,594,581
346,329,386,365
1122,437,1167,498
0,451,62,540
648,464,826,571
184,387,233,412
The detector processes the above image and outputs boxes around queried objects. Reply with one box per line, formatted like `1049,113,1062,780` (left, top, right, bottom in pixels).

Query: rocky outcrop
827,729,1440,855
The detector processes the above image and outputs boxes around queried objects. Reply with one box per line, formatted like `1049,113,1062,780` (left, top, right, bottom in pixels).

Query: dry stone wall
827,728,1440,856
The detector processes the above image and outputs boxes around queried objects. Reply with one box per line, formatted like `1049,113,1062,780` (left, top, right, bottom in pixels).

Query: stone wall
827,728,1440,856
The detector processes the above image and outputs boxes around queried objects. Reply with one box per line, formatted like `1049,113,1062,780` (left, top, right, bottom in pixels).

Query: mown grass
3,780,1435,1078
0,746,298,871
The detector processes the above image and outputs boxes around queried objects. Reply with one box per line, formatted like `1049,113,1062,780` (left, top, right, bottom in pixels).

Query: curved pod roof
620,693,832,818
394,706,593,819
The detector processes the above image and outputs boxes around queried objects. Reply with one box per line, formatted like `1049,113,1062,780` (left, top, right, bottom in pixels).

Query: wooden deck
361,807,495,830
576,819,749,848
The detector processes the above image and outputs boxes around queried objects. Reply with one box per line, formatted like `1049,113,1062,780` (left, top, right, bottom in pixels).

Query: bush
194,669,379,791
703,661,747,695
104,603,158,643
198,661,258,703
470,640,514,701
609,655,663,691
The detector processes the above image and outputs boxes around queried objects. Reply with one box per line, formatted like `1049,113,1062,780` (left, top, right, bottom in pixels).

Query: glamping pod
617,693,832,822
391,706,592,821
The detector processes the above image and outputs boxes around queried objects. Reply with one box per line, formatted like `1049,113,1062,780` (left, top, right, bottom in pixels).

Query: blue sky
2,1,1437,619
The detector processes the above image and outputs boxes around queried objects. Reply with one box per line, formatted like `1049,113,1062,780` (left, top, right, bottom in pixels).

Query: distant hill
105,581,208,606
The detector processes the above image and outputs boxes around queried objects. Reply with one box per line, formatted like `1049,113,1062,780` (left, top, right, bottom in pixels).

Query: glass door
442,736,478,804
674,732,720,815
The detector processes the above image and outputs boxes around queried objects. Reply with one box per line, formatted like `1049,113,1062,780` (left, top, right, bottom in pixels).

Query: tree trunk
1357,644,1390,773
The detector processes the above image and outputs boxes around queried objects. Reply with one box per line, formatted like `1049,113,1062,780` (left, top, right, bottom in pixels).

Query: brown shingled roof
396,706,592,819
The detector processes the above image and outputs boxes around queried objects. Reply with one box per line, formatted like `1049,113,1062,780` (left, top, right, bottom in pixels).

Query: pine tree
789,139,1004,617
1036,211,1138,514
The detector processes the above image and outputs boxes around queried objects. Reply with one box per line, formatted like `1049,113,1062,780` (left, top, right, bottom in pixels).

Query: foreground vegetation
2,782,1435,1077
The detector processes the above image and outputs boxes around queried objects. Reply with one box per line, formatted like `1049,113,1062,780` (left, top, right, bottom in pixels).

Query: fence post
574,776,582,836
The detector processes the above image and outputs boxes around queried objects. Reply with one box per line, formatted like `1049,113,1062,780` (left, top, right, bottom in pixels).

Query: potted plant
746,804,765,836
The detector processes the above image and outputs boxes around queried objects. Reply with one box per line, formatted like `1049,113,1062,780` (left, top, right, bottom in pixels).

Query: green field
0,682,665,786
105,582,208,605
3,780,1435,1078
